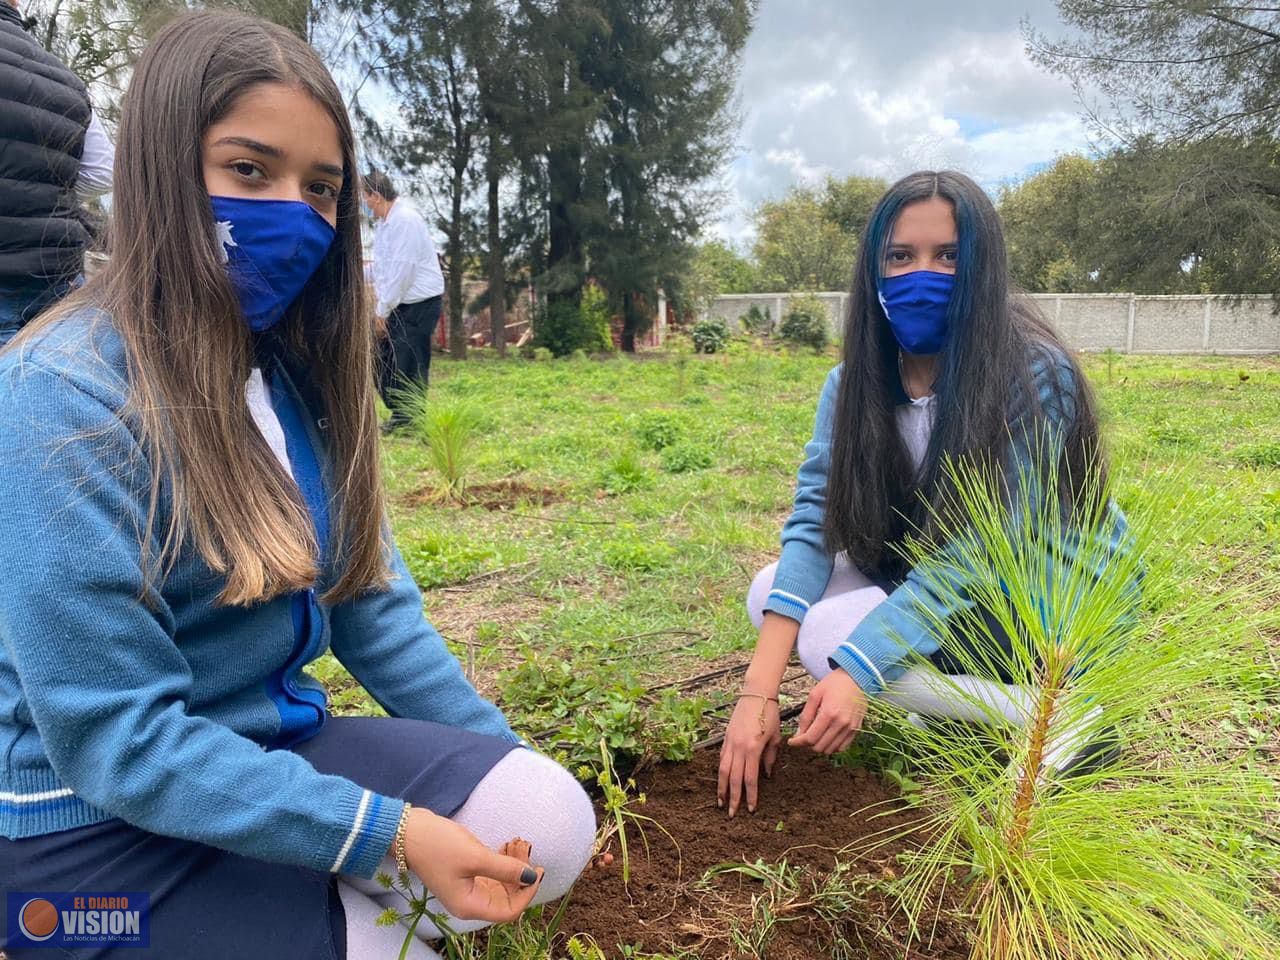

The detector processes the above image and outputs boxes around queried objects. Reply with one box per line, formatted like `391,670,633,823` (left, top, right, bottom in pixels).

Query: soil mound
561,747,971,959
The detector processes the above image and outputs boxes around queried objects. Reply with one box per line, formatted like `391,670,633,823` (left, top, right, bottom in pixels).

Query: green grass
318,342,1280,955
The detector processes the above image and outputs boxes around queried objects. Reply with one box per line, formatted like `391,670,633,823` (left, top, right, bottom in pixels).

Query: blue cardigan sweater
0,310,518,878
764,351,1132,695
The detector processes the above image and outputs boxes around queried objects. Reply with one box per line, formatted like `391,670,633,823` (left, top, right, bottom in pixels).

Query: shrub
739,303,772,335
690,317,729,354
532,286,613,357
779,294,830,351
661,442,713,473
636,411,684,451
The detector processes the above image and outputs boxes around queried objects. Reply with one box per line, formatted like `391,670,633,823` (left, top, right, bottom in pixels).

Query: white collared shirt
896,393,936,476
75,111,114,202
370,199,443,318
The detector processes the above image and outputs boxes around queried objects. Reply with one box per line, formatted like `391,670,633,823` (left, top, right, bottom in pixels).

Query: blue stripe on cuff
763,591,810,624
828,645,884,695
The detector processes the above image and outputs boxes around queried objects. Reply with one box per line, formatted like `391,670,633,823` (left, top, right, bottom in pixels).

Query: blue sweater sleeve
762,366,841,623
327,537,519,743
0,364,403,879
829,352,1082,694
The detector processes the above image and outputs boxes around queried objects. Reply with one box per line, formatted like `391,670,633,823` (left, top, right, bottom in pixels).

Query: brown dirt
560,748,972,959
399,478,567,511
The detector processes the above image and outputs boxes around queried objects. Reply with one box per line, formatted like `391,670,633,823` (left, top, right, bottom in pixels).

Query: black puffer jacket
0,4,91,284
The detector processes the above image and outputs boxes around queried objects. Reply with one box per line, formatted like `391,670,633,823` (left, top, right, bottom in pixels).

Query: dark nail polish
520,867,539,887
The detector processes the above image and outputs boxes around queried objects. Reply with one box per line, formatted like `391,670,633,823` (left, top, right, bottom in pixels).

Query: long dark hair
825,170,1104,577
16,10,387,606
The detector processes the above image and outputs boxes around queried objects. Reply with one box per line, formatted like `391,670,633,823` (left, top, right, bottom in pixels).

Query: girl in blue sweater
0,11,592,958
718,171,1129,816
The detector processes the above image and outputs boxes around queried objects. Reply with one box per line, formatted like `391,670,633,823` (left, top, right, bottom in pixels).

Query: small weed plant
635,411,684,451
593,738,680,889
660,442,713,473
599,452,650,495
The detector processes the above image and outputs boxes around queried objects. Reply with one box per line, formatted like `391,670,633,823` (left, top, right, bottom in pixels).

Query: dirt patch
560,748,971,959
399,478,567,511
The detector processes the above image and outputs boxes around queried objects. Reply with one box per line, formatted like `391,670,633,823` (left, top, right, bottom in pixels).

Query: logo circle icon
18,898,59,940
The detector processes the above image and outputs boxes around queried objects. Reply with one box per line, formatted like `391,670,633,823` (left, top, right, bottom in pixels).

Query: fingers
717,743,732,808
795,687,821,737
833,730,859,755
762,733,780,778
465,869,543,923
812,724,847,755
744,753,760,814
789,706,833,748
476,847,544,891
727,750,747,817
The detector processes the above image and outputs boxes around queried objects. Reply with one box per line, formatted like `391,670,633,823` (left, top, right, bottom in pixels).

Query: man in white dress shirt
361,169,444,431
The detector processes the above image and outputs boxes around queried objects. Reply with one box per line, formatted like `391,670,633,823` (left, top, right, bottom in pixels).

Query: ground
311,342,1280,958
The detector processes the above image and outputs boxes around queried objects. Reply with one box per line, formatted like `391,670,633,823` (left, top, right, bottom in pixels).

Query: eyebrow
886,242,957,251
211,136,344,179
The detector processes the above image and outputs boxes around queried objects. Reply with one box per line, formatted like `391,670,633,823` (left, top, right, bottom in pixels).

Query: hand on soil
717,694,782,817
403,809,544,922
789,671,868,755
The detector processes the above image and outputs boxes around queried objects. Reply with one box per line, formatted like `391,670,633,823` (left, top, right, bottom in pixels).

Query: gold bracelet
393,803,412,876
737,692,779,734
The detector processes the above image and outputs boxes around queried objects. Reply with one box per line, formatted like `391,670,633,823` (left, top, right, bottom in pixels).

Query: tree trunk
546,139,584,312
620,291,638,353
448,163,467,360
487,157,506,356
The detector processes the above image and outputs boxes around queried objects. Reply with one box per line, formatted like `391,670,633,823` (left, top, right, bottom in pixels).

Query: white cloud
714,0,1097,243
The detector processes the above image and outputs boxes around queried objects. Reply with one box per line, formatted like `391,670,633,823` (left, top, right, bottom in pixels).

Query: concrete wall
703,292,1280,354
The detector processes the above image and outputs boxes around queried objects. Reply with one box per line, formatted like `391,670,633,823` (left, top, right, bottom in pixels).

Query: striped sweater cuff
331,786,405,879
828,643,886,695
762,588,811,624
829,625,914,697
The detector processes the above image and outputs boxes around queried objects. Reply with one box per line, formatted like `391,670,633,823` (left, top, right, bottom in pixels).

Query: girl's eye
231,161,264,180
941,250,958,263
887,251,911,263
309,181,340,201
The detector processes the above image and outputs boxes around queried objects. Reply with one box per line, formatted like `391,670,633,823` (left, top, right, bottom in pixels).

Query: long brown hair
826,171,1105,577
16,10,387,606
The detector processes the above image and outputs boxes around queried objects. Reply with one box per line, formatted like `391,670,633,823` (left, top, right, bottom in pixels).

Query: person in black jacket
0,0,114,347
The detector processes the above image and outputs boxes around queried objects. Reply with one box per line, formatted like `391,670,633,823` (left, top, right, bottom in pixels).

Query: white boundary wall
702,292,1280,355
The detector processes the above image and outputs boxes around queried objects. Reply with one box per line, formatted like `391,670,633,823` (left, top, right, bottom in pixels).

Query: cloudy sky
715,0,1093,243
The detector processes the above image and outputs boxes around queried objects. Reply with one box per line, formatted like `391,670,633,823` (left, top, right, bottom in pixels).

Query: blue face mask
361,201,374,220
877,269,955,355
211,195,336,332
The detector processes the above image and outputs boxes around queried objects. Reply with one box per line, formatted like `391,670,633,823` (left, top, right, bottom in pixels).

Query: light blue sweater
764,351,1132,695
0,310,518,878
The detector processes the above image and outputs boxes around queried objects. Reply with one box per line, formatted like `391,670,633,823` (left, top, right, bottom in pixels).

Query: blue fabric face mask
211,195,336,332
877,270,955,355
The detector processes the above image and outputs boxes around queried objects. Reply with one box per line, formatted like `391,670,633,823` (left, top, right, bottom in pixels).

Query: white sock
347,748,595,941
337,880,442,959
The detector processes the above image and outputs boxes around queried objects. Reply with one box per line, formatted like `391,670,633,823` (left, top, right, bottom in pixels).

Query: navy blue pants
0,717,517,959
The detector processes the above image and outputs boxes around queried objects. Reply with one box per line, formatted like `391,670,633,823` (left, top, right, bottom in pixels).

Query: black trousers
377,294,442,425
